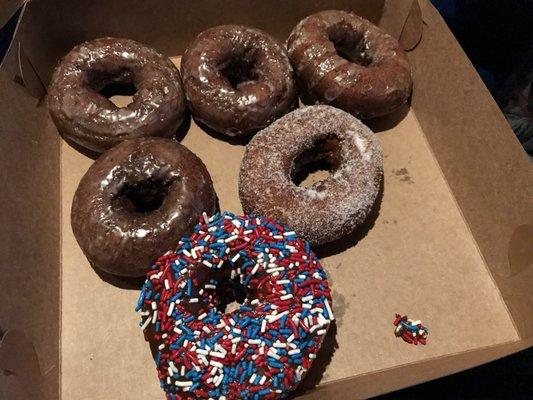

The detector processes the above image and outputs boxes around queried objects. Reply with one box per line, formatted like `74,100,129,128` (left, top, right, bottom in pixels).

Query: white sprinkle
202,260,213,268
283,231,296,236
287,334,295,342
325,299,335,321
248,339,261,345
232,219,241,227
205,284,217,290
231,253,240,263
317,329,327,335
231,343,237,354
277,279,290,285
191,248,197,259
164,279,170,290
310,354,317,359
268,350,280,360
182,249,192,258
140,317,151,330
251,299,259,305
200,355,209,366
189,298,199,303
216,321,226,329
198,313,207,320
249,373,257,384
302,304,312,309
151,301,157,310
251,263,260,275
225,235,238,243
173,327,182,334
280,294,293,300
298,274,306,279
151,311,158,324
231,337,241,344
202,212,209,224
288,349,301,355
140,311,149,316
259,375,267,385
210,366,218,376
210,351,225,358
217,260,224,269
158,343,165,350
210,360,223,369
196,349,208,355
302,295,314,302
232,328,241,334
203,326,211,334
214,373,223,387
162,333,168,339
167,302,175,317
273,342,286,348
174,380,192,387
311,308,324,314
261,319,267,333
411,320,422,326
180,268,188,275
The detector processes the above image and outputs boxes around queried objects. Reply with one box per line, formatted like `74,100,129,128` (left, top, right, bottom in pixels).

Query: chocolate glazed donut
181,25,297,136
287,10,412,119
239,105,383,245
48,37,187,153
71,138,217,277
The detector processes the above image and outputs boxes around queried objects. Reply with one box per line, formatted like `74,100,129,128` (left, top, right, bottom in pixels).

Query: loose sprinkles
137,212,334,399
393,314,428,345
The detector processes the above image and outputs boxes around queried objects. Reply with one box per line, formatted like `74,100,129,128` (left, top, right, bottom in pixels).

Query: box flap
0,69,60,400
409,0,533,338
0,330,46,400
0,0,23,29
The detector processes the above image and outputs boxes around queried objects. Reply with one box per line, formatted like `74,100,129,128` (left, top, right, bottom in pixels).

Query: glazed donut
181,25,297,136
48,37,187,153
71,138,217,277
137,211,333,399
239,105,382,245
287,10,412,119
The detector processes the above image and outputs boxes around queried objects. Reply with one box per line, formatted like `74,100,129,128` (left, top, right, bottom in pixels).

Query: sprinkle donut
287,10,412,119
137,212,334,399
239,105,383,245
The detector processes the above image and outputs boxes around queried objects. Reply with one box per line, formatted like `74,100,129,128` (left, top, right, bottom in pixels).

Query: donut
48,37,187,153
239,105,382,245
287,10,412,119
71,137,217,277
181,25,297,136
137,211,334,399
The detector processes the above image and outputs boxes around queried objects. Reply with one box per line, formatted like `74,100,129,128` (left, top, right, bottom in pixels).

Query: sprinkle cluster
137,212,334,399
393,314,428,345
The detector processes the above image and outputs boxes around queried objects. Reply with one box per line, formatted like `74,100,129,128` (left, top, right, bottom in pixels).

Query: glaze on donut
239,105,382,245
48,37,187,153
181,25,297,136
287,10,412,119
137,212,333,399
71,138,217,277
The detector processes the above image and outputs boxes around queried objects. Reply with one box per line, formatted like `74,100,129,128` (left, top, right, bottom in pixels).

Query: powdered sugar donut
239,105,382,245
137,212,333,399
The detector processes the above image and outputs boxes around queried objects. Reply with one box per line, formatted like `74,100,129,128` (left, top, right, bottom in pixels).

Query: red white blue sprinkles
137,211,333,399
393,314,428,345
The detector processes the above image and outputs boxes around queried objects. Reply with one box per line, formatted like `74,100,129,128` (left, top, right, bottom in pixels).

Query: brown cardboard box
1,1,531,399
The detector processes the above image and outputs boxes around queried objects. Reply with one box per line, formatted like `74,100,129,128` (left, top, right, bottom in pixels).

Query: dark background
1,1,532,399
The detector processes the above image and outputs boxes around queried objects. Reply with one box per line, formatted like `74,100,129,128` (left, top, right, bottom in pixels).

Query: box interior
1,1,531,399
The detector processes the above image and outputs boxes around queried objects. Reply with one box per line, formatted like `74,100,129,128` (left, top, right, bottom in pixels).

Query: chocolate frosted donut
239,105,383,245
181,25,297,136
287,10,412,119
48,37,187,153
71,138,217,277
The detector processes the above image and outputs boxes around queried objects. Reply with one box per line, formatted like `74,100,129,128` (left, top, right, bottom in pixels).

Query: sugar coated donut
48,37,187,153
287,10,412,119
71,137,217,277
181,25,297,136
239,105,382,245
137,211,334,399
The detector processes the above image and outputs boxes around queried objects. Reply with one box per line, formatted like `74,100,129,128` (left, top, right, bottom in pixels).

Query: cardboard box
1,1,531,399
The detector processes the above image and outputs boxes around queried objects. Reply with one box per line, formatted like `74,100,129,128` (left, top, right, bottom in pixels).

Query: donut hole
87,68,137,107
220,53,258,89
328,22,373,66
113,178,172,214
291,136,342,188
